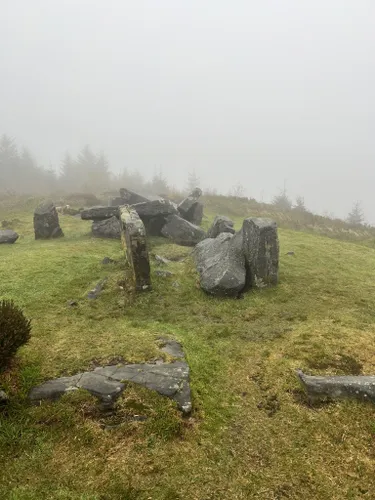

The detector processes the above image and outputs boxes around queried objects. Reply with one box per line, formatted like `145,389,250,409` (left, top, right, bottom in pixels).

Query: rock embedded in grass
33,200,64,240
0,229,19,244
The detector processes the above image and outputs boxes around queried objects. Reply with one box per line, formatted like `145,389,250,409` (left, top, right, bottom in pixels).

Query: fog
1,1,374,220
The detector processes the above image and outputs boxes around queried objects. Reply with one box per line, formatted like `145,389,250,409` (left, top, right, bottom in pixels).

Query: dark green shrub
0,300,31,370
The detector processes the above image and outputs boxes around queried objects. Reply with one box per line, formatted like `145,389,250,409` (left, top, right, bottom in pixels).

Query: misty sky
1,1,374,220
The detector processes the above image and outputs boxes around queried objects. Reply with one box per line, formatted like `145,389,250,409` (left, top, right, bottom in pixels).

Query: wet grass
1,200,375,498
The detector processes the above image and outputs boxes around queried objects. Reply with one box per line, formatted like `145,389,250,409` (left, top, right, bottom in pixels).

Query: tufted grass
1,199,375,499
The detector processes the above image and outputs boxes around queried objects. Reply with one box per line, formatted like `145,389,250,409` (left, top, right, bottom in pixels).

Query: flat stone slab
29,360,191,414
81,206,119,221
297,370,375,404
0,229,19,244
120,206,151,291
131,199,178,219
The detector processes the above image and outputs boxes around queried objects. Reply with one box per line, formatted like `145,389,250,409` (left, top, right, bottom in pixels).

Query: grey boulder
242,217,279,288
161,215,206,246
183,202,204,226
0,229,19,244
92,216,121,239
34,200,64,240
178,188,202,218
194,232,246,296
207,215,235,238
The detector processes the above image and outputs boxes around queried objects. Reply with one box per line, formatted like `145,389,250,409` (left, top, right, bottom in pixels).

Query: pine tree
272,189,292,211
151,167,168,195
0,135,19,192
230,183,246,198
294,196,307,212
347,202,364,225
186,170,200,192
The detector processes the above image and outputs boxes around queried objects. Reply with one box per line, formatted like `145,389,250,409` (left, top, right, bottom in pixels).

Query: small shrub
0,300,31,370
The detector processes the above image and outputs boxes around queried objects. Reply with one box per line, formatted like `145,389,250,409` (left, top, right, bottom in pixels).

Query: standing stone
178,188,202,219
242,218,279,288
0,229,19,244
183,202,204,226
34,200,64,240
161,215,206,246
119,206,151,291
194,232,246,296
207,215,235,238
92,216,121,239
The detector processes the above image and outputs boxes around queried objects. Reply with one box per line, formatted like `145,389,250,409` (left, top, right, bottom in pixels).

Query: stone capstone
194,232,246,297
120,206,151,291
34,200,64,240
242,217,279,288
207,215,235,238
0,229,19,244
81,206,119,221
161,215,206,247
178,188,202,219
92,216,121,239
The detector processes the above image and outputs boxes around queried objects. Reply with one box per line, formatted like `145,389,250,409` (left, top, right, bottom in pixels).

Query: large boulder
207,215,235,238
120,206,151,291
92,216,121,239
34,200,64,240
0,229,19,244
242,218,279,288
109,188,151,207
178,188,202,218
161,215,206,246
131,199,178,236
81,206,119,221
194,233,246,297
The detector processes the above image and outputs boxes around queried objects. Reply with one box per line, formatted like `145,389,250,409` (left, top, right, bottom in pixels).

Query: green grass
2,199,375,499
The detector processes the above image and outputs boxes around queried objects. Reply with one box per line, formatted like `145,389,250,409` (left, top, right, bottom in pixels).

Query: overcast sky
1,1,374,219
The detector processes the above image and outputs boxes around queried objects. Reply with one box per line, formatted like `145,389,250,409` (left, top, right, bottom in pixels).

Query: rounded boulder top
34,200,56,215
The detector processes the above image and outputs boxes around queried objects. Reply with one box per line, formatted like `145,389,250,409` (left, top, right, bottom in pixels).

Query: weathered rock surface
92,216,121,239
194,232,246,296
183,202,204,225
34,200,64,240
81,206,119,221
0,229,19,244
0,389,9,406
102,256,116,265
120,206,151,291
207,215,235,238
242,218,279,288
161,215,206,246
178,188,202,218
129,199,178,236
297,370,375,405
29,359,191,414
109,188,150,207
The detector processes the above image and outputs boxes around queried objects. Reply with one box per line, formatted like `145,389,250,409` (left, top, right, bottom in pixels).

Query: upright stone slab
178,188,202,219
120,206,151,291
242,218,279,287
184,202,204,225
34,200,64,240
161,214,206,246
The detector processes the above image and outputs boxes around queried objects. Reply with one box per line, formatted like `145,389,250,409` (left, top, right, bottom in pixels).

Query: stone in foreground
81,206,119,221
0,229,19,244
161,215,206,246
297,370,375,405
207,215,235,239
34,200,64,240
194,232,246,296
29,360,191,414
92,216,121,239
242,217,279,288
178,188,202,219
120,206,151,291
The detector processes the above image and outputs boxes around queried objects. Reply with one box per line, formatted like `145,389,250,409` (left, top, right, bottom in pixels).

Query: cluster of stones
194,217,279,297
81,188,205,246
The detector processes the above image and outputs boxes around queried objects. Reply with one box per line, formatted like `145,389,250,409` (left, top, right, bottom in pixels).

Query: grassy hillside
1,198,375,499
